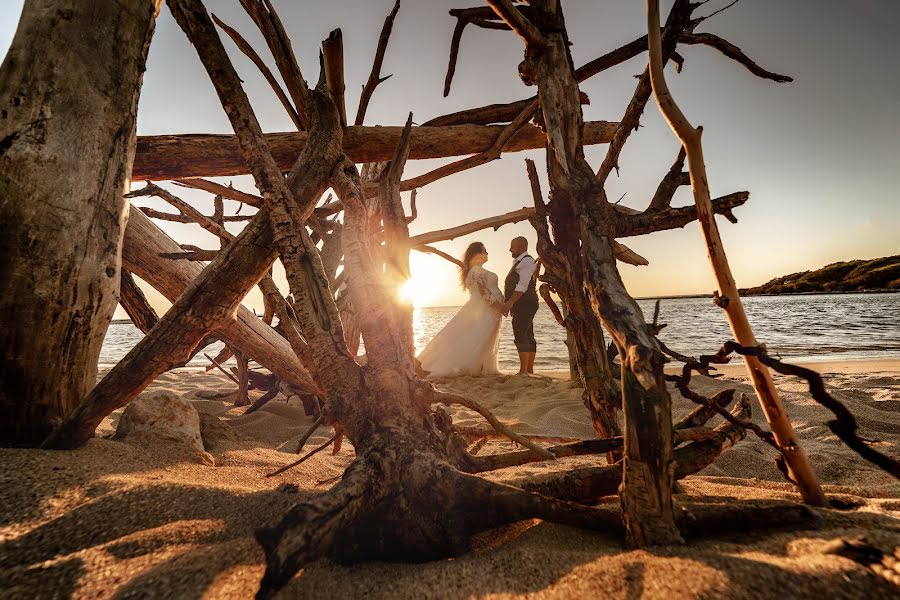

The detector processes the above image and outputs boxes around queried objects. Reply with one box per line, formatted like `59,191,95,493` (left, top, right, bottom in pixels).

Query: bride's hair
459,242,487,288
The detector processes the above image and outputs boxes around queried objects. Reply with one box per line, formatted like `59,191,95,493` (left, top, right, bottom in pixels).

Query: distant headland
741,255,900,295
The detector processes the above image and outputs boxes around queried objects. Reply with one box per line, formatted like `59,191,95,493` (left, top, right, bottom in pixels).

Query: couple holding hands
417,236,539,378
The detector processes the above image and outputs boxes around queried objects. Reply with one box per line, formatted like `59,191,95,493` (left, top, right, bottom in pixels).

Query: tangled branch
721,342,900,479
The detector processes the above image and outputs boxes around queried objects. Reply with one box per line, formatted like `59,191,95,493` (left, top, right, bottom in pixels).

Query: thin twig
205,352,240,384
267,433,336,477
294,415,324,453
421,384,554,460
680,33,792,83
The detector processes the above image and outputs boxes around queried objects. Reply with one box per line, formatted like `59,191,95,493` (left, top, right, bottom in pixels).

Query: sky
2,1,898,313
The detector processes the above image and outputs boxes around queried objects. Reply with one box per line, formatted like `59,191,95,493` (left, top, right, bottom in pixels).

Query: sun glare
398,279,424,307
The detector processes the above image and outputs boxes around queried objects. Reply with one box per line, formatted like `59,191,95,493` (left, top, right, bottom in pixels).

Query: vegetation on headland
741,256,900,295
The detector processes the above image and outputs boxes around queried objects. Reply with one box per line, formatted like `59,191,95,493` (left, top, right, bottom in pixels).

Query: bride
417,242,505,377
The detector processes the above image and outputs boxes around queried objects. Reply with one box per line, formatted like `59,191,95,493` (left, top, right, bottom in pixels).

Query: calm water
100,293,900,371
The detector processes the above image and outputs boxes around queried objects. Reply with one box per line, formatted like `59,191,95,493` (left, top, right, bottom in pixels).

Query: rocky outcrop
742,256,900,295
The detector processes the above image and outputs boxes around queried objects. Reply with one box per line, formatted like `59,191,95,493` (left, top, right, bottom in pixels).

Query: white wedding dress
417,266,503,378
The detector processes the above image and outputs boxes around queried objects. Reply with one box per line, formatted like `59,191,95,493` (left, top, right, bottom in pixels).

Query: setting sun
394,253,466,308
398,277,433,307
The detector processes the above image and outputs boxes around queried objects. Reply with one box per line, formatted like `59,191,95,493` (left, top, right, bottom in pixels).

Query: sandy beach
1,360,898,599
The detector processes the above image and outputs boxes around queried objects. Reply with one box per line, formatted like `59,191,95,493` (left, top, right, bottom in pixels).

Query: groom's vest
504,254,538,304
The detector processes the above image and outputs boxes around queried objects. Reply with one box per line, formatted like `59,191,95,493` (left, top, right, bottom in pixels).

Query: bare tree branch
355,0,400,125
413,244,463,267
484,0,545,48
680,32,793,83
400,99,539,190
212,13,303,129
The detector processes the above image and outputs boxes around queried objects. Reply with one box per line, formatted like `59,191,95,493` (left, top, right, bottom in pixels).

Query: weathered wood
130,182,232,239
617,191,747,237
322,29,347,128
41,204,317,449
173,178,263,207
120,208,314,391
497,0,691,546
0,0,160,445
645,0,827,507
486,393,752,504
132,120,617,180
355,0,401,126
378,114,416,358
118,269,160,334
159,5,631,597
238,0,310,130
414,245,463,267
400,99,539,191
525,159,620,448
679,33,793,83
408,207,533,246
466,438,624,473
212,13,303,130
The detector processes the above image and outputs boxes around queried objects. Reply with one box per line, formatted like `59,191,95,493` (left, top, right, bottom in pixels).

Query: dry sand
1,360,898,599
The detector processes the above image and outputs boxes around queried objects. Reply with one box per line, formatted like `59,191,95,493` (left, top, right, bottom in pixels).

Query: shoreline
117,357,900,377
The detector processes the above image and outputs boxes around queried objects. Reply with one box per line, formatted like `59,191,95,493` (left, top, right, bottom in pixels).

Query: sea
100,292,900,371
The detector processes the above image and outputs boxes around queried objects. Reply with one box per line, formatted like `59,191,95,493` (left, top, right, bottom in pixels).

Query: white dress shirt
513,253,537,293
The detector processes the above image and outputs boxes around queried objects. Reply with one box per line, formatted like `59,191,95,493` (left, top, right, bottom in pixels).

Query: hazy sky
2,1,898,312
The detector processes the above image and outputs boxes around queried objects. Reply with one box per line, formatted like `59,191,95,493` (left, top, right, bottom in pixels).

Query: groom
503,236,539,375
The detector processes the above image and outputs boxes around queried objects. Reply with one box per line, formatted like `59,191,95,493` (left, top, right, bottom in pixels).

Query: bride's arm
472,270,504,312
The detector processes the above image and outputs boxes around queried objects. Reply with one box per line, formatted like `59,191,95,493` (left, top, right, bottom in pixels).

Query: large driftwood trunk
0,0,160,445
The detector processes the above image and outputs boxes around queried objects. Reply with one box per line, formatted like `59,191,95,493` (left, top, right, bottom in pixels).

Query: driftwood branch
484,0,544,48
443,6,520,96
267,434,337,477
129,182,232,240
133,120,616,180
355,0,400,125
618,191,747,237
597,1,694,183
212,13,303,129
721,342,900,479
173,178,263,207
647,146,688,211
159,249,219,261
118,269,159,334
413,245,463,267
238,0,310,129
136,206,252,224
680,32,793,83
408,207,533,246
322,29,347,128
400,99,538,190
420,383,554,460
646,0,826,506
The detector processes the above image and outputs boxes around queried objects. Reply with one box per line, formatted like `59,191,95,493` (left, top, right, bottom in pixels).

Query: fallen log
120,207,315,393
132,120,618,180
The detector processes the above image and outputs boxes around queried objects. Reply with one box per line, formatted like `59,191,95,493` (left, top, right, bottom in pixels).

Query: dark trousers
511,299,538,353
